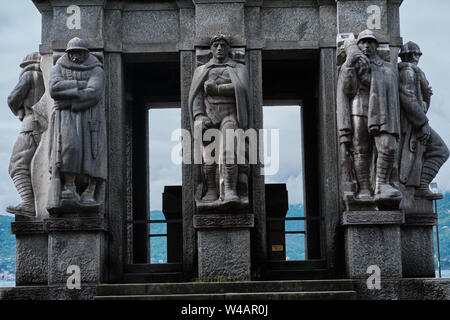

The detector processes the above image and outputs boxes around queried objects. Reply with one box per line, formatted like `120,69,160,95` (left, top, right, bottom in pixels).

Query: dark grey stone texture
344,211,403,279
15,235,48,286
401,226,435,278
48,231,105,285
197,228,251,281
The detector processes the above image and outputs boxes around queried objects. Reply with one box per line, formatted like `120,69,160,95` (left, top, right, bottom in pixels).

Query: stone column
46,218,107,287
11,221,48,286
180,49,197,280
401,194,436,278
194,213,254,281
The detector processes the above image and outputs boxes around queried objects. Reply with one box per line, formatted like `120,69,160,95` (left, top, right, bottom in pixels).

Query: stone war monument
2,0,450,301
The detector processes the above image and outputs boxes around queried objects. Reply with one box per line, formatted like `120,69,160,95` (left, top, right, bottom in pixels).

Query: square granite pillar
45,217,107,287
342,211,404,279
400,189,436,278
194,213,254,281
11,219,48,286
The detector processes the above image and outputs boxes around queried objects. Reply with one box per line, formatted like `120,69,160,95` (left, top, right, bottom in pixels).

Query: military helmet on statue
65,37,89,52
399,41,423,59
19,52,41,68
356,29,379,45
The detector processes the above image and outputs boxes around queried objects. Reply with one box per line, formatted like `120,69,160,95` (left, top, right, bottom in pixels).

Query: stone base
194,213,254,281
399,189,436,278
353,278,450,300
11,221,48,286
342,211,404,279
0,284,97,300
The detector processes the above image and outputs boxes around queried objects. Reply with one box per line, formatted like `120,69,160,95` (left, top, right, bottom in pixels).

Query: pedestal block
342,211,404,279
401,197,436,278
194,213,254,281
11,220,48,286
45,217,107,286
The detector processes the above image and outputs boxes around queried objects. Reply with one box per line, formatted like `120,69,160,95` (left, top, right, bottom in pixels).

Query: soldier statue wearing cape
188,34,250,208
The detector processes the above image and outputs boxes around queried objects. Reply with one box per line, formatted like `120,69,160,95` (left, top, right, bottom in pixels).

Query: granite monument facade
2,0,450,301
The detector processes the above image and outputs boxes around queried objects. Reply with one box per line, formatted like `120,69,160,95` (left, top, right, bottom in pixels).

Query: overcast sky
0,1,449,212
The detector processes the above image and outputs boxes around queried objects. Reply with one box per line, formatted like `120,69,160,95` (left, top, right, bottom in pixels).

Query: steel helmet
65,37,89,52
356,29,379,45
19,52,40,68
399,41,422,59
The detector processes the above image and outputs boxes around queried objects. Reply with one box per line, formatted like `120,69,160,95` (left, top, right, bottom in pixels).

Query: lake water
0,280,15,288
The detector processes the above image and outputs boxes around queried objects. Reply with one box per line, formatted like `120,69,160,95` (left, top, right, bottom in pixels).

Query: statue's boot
80,178,98,205
6,173,35,217
202,164,218,202
224,164,239,202
375,153,401,200
415,159,445,200
354,153,372,201
61,174,80,202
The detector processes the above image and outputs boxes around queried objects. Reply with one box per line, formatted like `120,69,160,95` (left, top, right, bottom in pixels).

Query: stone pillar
180,50,197,280
342,211,404,279
194,213,254,281
11,220,48,286
401,192,436,278
46,217,107,287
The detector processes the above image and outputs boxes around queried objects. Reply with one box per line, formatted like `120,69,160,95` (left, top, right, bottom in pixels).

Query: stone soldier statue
398,41,449,199
337,30,402,204
47,37,106,213
188,34,250,206
6,52,45,216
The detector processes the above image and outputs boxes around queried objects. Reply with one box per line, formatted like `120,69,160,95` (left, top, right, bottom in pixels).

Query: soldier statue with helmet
337,29,402,207
398,41,449,199
47,37,106,213
6,52,45,216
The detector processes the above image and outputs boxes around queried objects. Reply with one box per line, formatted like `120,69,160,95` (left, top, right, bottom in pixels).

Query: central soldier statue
188,34,250,211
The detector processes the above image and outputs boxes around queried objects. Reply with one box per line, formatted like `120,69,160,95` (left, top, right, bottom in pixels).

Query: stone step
96,279,355,297
94,290,357,300
265,269,333,280
123,272,183,283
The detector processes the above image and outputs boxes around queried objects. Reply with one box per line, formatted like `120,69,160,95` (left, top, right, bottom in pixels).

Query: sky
0,0,450,212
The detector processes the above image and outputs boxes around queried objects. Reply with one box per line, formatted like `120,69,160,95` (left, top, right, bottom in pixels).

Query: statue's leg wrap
203,164,218,201
415,129,449,199
373,133,401,199
61,173,79,200
353,153,371,199
81,177,97,205
224,164,239,201
12,171,35,207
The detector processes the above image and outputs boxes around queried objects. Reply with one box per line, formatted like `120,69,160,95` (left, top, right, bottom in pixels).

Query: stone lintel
403,213,437,226
342,210,404,226
194,213,254,229
12,218,108,234
45,217,108,232
11,221,46,235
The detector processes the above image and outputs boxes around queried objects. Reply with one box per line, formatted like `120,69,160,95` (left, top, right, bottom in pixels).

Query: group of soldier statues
5,31,449,217
7,37,106,217
337,29,449,210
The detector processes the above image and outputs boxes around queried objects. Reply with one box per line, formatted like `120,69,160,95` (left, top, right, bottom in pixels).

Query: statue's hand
195,115,213,130
17,109,25,122
418,123,431,145
349,52,369,71
78,81,88,89
204,80,219,96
